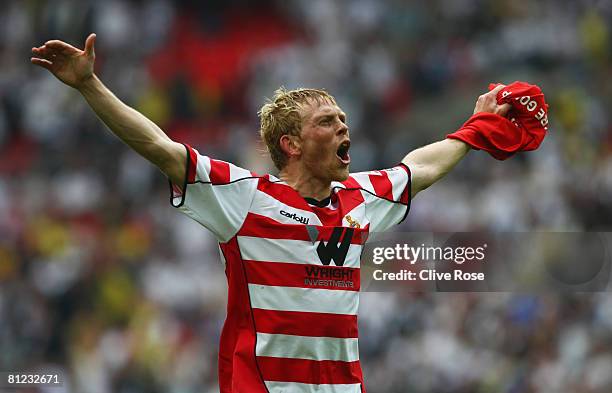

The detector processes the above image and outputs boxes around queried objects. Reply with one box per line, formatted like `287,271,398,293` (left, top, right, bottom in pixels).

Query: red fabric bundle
447,81,549,160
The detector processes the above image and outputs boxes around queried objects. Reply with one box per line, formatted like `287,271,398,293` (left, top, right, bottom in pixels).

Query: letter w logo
316,227,354,266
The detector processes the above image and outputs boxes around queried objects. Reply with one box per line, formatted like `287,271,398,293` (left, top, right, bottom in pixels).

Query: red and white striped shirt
171,144,411,393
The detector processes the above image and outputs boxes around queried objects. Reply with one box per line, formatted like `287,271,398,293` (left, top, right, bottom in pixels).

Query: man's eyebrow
312,113,334,122
313,110,344,122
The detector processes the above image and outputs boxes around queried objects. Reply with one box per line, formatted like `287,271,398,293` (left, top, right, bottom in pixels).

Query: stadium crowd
0,0,611,392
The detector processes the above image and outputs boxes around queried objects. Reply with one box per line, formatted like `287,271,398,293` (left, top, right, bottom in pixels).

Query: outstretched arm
30,34,185,184
402,138,470,196
402,85,511,197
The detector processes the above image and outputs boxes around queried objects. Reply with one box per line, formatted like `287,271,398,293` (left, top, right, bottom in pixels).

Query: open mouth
336,140,351,165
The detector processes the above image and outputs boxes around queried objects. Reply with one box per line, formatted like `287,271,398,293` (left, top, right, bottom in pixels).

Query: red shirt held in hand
447,81,549,160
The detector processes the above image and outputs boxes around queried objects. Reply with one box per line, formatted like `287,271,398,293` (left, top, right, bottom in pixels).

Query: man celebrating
32,34,514,393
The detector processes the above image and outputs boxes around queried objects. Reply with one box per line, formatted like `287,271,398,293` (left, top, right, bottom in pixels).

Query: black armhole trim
168,144,191,208
169,145,262,208
331,164,412,224
331,165,412,207
331,186,408,205
398,163,412,224
191,177,262,187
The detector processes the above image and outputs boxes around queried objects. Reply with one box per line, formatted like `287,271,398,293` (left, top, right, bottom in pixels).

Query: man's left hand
473,84,512,116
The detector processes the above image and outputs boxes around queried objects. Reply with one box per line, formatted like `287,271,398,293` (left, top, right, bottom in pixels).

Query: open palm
31,34,96,88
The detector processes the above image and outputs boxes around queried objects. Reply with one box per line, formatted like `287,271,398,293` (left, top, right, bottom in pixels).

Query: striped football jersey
170,144,411,393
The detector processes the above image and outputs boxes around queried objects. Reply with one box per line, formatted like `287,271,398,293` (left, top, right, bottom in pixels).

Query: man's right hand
31,33,186,185
31,33,96,89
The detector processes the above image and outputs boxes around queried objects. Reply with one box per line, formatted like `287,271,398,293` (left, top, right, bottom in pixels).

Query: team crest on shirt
345,215,360,229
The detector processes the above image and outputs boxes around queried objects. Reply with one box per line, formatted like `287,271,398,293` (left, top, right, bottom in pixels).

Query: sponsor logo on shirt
303,265,355,288
316,227,354,266
280,210,310,225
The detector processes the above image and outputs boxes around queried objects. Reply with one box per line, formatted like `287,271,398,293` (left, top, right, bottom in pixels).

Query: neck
279,163,331,201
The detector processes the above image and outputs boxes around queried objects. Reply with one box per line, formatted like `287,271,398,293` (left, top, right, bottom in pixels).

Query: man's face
297,99,351,182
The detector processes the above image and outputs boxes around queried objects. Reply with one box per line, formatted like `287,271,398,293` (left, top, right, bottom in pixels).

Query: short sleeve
169,144,259,243
348,164,411,232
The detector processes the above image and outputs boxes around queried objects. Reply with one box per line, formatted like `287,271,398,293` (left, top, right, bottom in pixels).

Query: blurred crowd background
1,0,611,392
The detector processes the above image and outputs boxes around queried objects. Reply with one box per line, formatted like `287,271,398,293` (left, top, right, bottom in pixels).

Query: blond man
32,34,509,393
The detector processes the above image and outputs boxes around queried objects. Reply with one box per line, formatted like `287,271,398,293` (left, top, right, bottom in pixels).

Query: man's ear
279,134,301,158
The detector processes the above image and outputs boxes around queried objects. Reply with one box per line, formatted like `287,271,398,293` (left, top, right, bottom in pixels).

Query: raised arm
30,34,185,184
402,85,511,197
